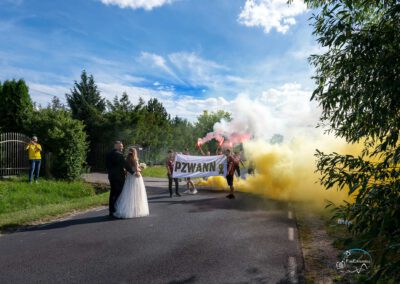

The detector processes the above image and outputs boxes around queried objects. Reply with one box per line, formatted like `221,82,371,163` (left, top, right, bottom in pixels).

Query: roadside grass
294,203,344,283
295,203,367,283
0,177,108,232
141,165,166,178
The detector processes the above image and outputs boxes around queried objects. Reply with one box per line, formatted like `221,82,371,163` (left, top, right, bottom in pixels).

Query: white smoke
213,83,321,143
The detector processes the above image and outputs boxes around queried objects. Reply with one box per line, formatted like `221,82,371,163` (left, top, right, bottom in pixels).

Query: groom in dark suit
106,141,135,216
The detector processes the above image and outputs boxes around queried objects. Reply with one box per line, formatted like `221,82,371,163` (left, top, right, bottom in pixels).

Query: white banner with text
172,154,227,178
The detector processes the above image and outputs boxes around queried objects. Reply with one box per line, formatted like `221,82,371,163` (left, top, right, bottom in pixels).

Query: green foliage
169,116,195,152
137,98,171,148
66,70,106,168
66,70,106,120
0,79,33,132
104,92,137,143
304,0,400,282
29,108,88,180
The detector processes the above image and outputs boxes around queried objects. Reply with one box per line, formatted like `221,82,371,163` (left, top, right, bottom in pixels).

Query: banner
172,154,227,178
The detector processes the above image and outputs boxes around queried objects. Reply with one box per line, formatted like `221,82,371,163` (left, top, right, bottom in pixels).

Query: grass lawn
141,165,166,178
0,177,108,231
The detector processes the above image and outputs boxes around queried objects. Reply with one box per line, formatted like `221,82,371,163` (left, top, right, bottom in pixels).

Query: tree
66,70,106,167
105,92,136,143
169,116,195,152
29,107,88,180
48,96,65,111
66,70,106,118
0,79,33,132
303,1,400,281
133,98,171,147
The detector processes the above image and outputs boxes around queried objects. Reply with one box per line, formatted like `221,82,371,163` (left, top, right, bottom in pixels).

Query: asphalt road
0,177,304,284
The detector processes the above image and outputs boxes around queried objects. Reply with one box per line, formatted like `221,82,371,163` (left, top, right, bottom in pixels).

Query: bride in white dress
114,147,149,218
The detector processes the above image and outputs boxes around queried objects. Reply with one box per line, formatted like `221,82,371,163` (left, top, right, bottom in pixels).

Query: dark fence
0,132,31,177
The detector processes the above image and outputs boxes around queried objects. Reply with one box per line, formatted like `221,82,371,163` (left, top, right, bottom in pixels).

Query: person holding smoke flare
225,149,236,199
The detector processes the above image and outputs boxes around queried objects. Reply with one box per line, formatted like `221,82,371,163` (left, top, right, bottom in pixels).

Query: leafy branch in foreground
303,0,400,282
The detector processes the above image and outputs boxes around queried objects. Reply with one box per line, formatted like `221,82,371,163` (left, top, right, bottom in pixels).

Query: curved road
0,175,304,283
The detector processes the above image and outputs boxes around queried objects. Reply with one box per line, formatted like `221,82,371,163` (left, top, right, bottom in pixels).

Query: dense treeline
0,71,230,177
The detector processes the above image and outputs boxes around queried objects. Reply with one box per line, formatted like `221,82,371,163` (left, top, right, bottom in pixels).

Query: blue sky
0,0,321,123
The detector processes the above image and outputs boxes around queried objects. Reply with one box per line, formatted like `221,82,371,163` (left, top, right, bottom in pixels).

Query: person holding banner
225,149,236,199
183,148,197,195
166,150,180,198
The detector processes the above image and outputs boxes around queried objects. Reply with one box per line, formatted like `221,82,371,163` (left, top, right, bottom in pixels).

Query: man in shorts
225,149,236,199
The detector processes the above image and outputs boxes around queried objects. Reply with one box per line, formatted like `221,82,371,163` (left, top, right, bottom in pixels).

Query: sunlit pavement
0,177,304,284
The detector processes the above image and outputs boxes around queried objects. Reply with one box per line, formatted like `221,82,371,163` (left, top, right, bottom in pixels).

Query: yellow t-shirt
26,143,42,160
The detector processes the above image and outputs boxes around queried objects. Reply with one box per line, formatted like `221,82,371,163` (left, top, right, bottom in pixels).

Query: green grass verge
0,177,109,231
141,165,167,178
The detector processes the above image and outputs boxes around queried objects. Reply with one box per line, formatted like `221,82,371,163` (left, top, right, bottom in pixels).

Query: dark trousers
235,165,240,177
29,159,41,182
168,174,179,195
109,178,125,214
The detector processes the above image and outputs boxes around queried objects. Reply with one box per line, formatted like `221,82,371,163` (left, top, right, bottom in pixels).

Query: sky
0,0,322,124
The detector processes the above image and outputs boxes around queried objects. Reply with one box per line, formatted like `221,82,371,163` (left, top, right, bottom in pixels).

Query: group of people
167,146,250,200
166,148,198,198
27,136,252,219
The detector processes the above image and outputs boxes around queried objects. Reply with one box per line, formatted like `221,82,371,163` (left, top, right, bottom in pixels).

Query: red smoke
197,131,251,150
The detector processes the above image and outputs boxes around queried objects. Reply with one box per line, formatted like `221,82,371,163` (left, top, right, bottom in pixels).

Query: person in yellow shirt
25,136,42,183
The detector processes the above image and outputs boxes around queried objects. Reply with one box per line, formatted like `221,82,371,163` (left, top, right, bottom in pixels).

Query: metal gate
0,132,31,177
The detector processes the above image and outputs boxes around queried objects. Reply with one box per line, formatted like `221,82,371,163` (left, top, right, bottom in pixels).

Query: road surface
0,176,304,283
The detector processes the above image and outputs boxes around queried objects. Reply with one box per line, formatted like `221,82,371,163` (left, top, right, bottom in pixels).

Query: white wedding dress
114,172,149,218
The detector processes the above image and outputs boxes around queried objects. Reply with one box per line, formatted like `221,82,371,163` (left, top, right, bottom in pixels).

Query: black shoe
176,193,181,197
170,194,173,198
226,193,235,199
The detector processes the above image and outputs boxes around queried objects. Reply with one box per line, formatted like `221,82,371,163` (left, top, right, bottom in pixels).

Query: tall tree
303,0,400,281
66,70,105,118
49,96,65,111
66,70,106,166
135,98,171,148
0,79,33,132
105,92,136,143
169,116,195,152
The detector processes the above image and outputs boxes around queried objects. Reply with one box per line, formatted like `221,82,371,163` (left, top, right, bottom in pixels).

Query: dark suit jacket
106,149,135,181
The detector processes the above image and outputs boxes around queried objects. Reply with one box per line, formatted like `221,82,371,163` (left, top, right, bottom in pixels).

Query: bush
29,108,88,180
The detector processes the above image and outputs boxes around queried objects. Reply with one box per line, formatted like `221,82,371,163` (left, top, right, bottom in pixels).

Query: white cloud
99,0,174,10
238,0,307,34
28,83,69,106
137,52,183,83
168,52,228,87
136,51,249,91
288,42,327,60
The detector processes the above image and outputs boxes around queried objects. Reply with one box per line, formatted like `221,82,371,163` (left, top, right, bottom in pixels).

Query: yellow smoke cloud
197,135,362,207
